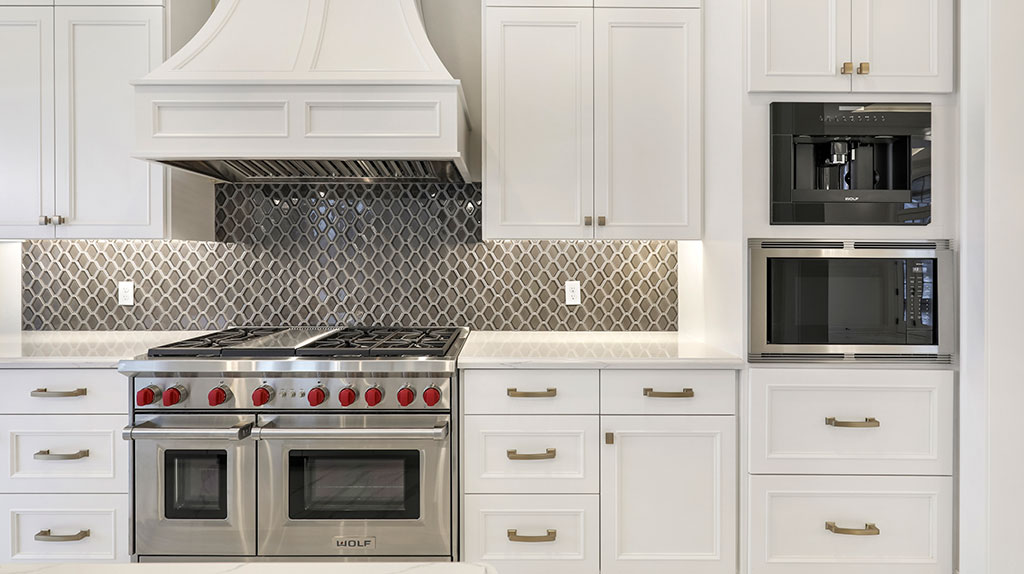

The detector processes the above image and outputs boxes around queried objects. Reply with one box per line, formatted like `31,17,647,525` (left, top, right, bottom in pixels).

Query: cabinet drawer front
0,415,129,493
465,416,599,494
0,493,129,562
601,370,736,414
0,369,126,414
749,475,952,574
464,494,599,574
750,369,953,475
464,370,600,414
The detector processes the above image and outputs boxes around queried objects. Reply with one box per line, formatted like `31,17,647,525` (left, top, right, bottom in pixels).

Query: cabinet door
54,6,164,239
851,0,953,92
748,0,852,92
0,7,55,239
484,7,594,240
594,8,701,240
601,416,736,574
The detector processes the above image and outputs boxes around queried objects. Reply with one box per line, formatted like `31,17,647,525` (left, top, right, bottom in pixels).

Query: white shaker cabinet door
594,8,701,240
0,7,55,239
484,7,594,240
748,0,852,92
54,6,164,239
850,0,954,92
601,415,736,574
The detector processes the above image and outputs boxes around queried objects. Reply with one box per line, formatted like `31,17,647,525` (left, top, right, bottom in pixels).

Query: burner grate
296,327,461,358
148,327,286,357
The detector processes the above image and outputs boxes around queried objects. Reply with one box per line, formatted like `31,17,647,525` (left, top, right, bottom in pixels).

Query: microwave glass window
288,450,420,520
164,450,228,520
767,258,937,346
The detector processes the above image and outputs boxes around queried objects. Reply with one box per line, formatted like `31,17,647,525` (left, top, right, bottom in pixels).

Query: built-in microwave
749,240,954,362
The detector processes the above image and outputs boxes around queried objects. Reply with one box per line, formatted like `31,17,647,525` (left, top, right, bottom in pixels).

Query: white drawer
749,475,952,574
464,494,599,574
465,415,599,494
463,370,599,415
0,493,129,562
600,370,736,415
0,369,126,414
0,415,129,493
750,369,954,475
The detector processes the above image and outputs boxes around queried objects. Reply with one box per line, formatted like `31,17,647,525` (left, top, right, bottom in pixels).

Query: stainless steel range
118,326,468,562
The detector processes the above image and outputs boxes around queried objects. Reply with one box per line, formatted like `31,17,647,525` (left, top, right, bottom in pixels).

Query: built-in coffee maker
771,103,932,225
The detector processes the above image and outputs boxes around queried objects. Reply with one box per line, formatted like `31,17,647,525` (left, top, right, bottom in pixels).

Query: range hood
134,0,470,184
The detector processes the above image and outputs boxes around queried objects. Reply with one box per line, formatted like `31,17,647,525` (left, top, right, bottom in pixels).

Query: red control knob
208,386,229,407
252,386,273,407
162,385,185,407
308,386,327,407
423,386,442,407
338,387,357,407
365,387,383,407
136,385,161,407
397,387,416,407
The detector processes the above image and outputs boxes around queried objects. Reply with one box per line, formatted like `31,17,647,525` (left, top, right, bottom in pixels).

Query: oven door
124,415,256,556
256,414,451,558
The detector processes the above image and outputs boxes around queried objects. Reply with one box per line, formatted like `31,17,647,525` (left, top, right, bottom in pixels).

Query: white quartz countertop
458,331,744,369
0,564,496,574
0,331,211,368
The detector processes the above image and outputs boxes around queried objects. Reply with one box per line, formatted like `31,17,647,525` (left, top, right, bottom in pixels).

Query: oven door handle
122,421,254,441
255,424,449,441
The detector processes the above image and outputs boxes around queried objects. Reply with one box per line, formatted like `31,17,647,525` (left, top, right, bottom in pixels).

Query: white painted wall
0,243,21,333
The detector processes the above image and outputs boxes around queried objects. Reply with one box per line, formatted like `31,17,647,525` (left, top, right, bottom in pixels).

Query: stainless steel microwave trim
749,239,956,362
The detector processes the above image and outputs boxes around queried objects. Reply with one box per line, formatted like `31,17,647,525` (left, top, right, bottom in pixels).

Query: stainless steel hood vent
133,0,470,184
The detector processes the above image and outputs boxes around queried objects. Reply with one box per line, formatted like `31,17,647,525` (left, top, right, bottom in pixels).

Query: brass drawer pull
825,521,880,536
507,529,557,543
825,417,880,428
857,62,870,75
31,388,87,398
35,529,90,542
507,448,556,461
34,449,89,461
643,387,694,398
841,61,854,74
507,388,557,398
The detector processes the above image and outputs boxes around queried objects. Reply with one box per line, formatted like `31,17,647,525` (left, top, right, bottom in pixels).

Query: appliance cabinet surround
748,0,955,93
483,3,703,240
0,1,213,240
461,368,737,574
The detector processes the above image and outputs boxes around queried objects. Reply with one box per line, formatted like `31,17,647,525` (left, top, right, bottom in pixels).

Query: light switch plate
117,281,134,306
565,280,581,306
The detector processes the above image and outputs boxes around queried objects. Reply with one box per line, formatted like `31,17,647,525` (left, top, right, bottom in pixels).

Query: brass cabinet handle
507,448,556,461
507,529,557,543
34,449,89,461
35,529,90,542
605,432,614,444
841,61,854,74
825,521,880,536
857,62,870,74
584,216,593,226
53,215,66,225
38,216,52,226
643,387,694,398
507,388,557,398
825,417,880,428
597,216,606,226
31,388,87,398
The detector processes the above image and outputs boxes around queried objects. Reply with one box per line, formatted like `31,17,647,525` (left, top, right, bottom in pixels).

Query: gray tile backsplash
22,183,678,331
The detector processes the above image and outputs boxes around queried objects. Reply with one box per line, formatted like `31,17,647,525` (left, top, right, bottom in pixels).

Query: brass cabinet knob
857,62,870,75
584,216,593,226
841,62,854,75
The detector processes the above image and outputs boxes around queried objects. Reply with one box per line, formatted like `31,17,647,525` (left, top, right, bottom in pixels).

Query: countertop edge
457,358,746,369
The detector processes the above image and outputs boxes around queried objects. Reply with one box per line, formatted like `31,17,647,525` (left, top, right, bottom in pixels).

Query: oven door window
288,450,420,520
164,450,228,520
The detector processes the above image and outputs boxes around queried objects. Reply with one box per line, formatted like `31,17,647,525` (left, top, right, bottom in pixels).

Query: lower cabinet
0,493,129,562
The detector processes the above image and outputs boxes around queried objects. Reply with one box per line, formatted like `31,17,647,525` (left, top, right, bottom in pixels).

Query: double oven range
119,326,467,562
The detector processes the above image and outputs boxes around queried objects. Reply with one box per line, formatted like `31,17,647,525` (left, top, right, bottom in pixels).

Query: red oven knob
422,386,442,407
136,385,161,407
208,385,230,407
162,385,187,407
252,386,273,407
365,387,383,407
308,386,327,407
338,387,357,407
397,387,416,407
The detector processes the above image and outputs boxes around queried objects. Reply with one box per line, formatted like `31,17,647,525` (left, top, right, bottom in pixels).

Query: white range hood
134,0,470,184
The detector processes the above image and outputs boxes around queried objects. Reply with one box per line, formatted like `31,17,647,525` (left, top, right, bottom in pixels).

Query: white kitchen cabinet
601,415,736,574
0,493,129,562
748,0,953,93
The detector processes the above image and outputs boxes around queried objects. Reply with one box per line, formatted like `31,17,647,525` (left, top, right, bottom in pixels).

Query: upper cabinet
748,0,954,93
484,2,703,240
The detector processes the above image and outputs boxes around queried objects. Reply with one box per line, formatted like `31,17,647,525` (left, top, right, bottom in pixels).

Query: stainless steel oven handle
122,421,254,441
256,424,449,441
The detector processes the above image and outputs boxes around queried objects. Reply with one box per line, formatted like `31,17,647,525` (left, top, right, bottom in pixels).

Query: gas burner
148,327,286,357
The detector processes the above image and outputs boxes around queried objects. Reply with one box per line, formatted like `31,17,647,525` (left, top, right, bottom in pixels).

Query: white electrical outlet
565,280,581,306
117,281,134,306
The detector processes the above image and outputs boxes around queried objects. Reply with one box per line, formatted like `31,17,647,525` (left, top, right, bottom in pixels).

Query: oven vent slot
748,353,846,363
853,241,948,250
853,353,952,364
752,240,845,250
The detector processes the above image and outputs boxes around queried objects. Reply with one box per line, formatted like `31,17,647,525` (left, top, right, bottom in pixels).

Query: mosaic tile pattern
22,183,678,331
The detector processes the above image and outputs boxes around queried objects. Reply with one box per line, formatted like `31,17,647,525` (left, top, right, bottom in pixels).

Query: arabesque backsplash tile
22,183,678,331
